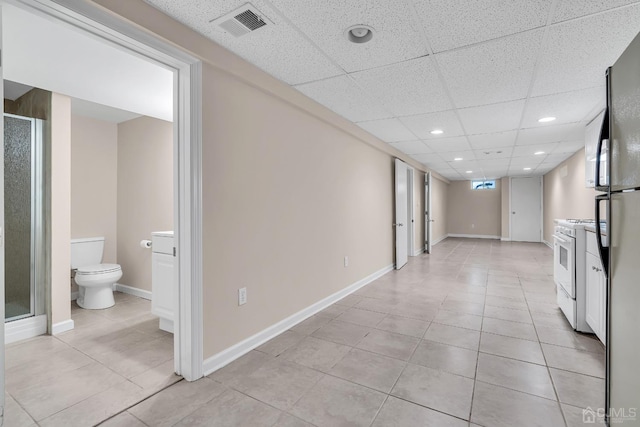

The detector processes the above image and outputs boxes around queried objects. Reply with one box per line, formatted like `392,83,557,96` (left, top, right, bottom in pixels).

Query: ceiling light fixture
523,167,532,170
534,151,545,155
430,129,444,135
538,116,556,123
345,25,374,44
454,157,463,161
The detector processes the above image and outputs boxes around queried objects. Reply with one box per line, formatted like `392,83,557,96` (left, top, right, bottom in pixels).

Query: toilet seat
76,263,121,275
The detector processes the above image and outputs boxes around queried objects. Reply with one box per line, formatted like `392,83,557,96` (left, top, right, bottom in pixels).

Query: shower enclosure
4,113,45,322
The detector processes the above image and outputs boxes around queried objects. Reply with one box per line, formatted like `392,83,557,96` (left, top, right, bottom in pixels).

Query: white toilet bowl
75,264,122,309
71,237,122,310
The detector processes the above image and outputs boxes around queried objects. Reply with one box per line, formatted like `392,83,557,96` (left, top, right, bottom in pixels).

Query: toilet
71,237,122,309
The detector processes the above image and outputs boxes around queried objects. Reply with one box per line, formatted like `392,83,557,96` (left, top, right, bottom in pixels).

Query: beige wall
543,149,596,243
431,175,449,244
447,180,502,237
70,115,118,263
91,0,434,360
501,177,510,240
51,93,71,326
117,116,173,292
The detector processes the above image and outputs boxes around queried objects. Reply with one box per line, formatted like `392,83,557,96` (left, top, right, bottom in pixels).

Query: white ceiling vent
211,3,272,37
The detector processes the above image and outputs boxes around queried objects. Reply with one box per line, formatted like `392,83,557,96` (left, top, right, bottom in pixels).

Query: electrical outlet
344,256,349,267
238,287,247,306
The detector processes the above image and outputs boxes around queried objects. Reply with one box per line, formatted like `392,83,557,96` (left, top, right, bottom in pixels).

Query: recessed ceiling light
430,129,444,135
345,25,374,44
466,170,473,173
454,157,463,161
538,116,556,123
523,167,532,171
534,151,545,155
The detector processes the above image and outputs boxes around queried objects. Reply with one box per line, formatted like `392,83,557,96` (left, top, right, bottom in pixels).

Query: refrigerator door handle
595,194,609,278
595,106,609,191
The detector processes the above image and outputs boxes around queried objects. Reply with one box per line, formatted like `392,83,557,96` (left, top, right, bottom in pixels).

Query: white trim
114,283,152,300
448,233,501,240
543,240,553,249
202,263,394,376
500,237,512,242
51,319,74,335
431,234,448,246
14,0,204,381
5,315,47,344
413,247,425,256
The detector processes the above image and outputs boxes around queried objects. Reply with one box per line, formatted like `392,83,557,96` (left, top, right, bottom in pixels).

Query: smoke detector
211,3,272,37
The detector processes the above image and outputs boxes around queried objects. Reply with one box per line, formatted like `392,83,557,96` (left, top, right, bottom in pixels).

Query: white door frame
407,166,414,257
425,171,432,254
509,176,543,242
7,0,204,381
394,159,408,269
0,4,5,421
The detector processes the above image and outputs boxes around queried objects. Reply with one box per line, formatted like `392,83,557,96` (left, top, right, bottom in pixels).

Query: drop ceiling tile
147,0,343,85
414,0,552,52
441,171,464,180
411,153,439,164
532,4,640,96
467,131,518,149
389,140,431,154
437,30,543,108
450,160,481,171
479,159,512,169
516,123,583,145
508,168,538,176
350,56,451,117
294,75,391,122
543,153,573,164
512,143,560,157
400,110,465,139
439,151,477,163
510,156,543,167
552,0,640,23
458,100,526,135
521,87,605,128
269,0,427,72
425,136,471,153
474,146,514,160
482,168,509,178
537,162,562,172
357,118,415,142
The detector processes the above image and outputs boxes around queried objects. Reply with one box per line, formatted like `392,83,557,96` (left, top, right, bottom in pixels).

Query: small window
471,179,496,190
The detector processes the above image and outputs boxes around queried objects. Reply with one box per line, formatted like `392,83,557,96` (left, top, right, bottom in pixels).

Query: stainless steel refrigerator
594,30,640,427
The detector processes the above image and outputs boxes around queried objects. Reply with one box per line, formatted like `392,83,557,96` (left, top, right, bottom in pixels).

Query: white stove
553,219,594,333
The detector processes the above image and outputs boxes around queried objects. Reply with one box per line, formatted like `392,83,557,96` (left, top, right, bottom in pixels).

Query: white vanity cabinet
585,230,606,344
152,231,174,333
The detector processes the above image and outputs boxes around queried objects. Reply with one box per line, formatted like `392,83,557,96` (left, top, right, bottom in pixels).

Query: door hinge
173,247,176,257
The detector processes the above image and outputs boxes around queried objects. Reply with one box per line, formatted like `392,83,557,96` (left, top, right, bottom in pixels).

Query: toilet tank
71,237,105,269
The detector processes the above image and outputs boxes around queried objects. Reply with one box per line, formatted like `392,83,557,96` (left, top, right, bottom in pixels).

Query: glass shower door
4,114,43,322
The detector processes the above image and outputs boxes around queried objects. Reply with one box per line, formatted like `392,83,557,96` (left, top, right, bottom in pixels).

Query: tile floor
5,292,179,427
7,238,606,426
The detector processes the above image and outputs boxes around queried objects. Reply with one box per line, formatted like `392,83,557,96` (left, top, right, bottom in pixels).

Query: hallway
9,238,604,426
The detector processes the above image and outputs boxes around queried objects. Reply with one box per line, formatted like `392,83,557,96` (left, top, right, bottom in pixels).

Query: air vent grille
235,9,267,31
211,3,272,38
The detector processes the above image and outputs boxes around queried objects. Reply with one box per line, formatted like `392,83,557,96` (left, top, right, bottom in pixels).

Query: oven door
553,233,575,298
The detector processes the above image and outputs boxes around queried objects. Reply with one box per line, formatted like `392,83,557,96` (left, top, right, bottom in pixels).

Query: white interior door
407,167,414,257
0,3,6,421
395,159,408,269
511,176,542,242
425,172,432,254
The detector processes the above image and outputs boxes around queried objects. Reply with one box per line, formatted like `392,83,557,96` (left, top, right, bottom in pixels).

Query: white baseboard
202,263,394,376
114,283,152,300
448,233,501,240
500,237,511,242
543,240,552,249
432,235,448,246
5,315,47,344
52,319,75,335
413,247,426,256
